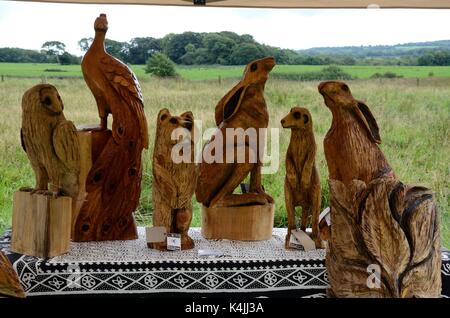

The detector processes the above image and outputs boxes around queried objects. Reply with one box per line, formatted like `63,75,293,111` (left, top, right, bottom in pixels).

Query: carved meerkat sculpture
281,107,321,248
20,84,80,203
150,109,197,251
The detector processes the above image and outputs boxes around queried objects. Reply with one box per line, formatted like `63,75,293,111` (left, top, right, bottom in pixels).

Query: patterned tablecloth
1,227,449,298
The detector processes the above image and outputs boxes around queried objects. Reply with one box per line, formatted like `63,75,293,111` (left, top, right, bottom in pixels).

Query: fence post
1,75,4,82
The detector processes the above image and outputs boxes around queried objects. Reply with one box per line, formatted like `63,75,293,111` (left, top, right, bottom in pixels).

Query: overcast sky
1,1,450,55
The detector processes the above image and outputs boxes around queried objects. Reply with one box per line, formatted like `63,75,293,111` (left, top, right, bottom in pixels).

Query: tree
145,52,177,77
59,52,80,65
203,33,235,64
229,43,266,65
78,38,93,52
127,37,162,64
41,41,66,63
162,32,203,63
104,39,128,61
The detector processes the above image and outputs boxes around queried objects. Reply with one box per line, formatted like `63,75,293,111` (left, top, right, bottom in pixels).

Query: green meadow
2,62,450,80
0,75,448,247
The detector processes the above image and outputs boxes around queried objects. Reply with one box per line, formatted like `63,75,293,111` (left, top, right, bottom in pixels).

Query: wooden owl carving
21,84,80,202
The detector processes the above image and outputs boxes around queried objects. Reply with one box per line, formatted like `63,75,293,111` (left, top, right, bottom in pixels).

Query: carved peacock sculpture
74,14,149,241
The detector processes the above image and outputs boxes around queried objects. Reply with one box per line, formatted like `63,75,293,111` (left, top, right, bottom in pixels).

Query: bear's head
156,108,195,148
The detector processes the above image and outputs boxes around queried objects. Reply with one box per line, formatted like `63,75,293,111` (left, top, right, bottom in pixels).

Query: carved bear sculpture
150,109,197,251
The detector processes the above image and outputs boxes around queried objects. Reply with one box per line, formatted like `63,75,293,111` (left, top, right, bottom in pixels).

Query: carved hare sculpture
196,57,276,208
319,81,441,297
318,81,395,185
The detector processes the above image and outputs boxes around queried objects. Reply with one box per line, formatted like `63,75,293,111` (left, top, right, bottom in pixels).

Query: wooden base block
201,203,274,241
11,191,72,258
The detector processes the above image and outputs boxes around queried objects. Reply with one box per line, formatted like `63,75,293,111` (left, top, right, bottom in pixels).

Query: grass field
2,62,450,81
0,76,448,247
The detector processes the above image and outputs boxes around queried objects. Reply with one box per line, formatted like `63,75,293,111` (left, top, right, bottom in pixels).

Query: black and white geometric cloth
1,228,449,298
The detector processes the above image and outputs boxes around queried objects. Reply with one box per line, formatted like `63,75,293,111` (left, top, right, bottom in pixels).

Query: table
1,228,449,298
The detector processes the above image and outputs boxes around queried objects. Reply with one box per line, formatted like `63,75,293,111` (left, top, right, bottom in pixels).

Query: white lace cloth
50,227,326,264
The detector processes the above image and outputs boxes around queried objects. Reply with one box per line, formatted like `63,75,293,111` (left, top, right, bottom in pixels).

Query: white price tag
146,226,167,243
289,229,316,251
167,233,181,251
198,249,224,257
319,207,331,226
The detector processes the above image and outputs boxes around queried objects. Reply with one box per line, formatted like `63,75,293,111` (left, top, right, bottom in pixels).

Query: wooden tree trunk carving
73,14,148,241
0,251,25,298
319,81,442,297
327,177,441,297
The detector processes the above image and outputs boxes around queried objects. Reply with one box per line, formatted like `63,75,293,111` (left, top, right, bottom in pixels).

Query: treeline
77,32,301,65
1,32,450,66
0,41,80,65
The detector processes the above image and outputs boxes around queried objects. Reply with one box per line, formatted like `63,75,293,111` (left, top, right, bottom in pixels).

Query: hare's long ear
356,101,381,144
222,84,248,122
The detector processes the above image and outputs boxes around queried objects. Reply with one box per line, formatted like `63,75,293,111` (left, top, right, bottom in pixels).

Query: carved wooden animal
196,57,275,208
149,109,197,251
0,251,25,298
319,81,441,297
74,14,149,241
318,81,395,185
20,84,80,203
327,178,441,297
281,107,321,248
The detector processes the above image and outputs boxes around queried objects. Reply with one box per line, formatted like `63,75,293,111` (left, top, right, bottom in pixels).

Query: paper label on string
198,249,224,257
146,226,166,243
167,233,181,251
319,207,331,226
289,229,316,251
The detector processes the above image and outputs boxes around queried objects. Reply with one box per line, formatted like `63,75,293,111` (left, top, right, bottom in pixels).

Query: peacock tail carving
74,14,149,241
327,177,441,298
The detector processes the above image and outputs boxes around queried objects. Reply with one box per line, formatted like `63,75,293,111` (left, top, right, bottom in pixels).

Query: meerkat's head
281,107,312,130
94,13,108,33
156,109,195,147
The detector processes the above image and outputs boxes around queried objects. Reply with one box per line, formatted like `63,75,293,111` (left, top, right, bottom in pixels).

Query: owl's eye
43,96,52,106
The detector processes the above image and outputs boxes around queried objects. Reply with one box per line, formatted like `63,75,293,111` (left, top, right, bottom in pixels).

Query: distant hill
298,40,450,58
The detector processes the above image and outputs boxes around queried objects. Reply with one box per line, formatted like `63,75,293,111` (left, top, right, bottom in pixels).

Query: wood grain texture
21,84,80,212
74,14,148,241
318,81,395,186
149,109,197,251
0,251,25,298
327,178,441,297
281,107,322,249
196,57,275,208
320,81,441,297
202,203,274,240
11,191,72,258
